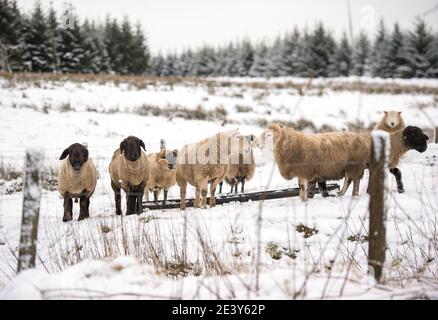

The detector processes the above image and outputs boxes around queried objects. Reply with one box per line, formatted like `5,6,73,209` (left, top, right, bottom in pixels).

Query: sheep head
253,124,282,150
157,149,179,170
384,111,403,129
59,143,89,171
120,136,146,162
403,126,429,153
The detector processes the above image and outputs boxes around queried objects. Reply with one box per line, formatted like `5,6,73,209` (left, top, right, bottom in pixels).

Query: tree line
0,0,149,74
150,19,438,78
1,0,437,78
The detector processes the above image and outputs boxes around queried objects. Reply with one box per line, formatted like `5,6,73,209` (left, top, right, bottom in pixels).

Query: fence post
17,149,44,273
368,131,389,283
435,127,438,144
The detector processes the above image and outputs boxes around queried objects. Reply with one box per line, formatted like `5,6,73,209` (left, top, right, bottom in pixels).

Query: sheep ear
120,141,126,154
268,123,282,131
424,134,429,140
384,111,388,114
231,129,241,138
173,149,179,157
158,158,167,166
139,139,146,151
398,111,402,115
83,148,89,162
157,149,166,158
59,148,69,160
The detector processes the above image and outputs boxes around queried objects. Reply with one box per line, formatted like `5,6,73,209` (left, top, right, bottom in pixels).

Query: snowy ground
0,75,437,299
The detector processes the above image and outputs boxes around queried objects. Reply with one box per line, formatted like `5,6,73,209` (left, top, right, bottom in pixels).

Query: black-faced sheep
109,136,149,215
58,143,97,222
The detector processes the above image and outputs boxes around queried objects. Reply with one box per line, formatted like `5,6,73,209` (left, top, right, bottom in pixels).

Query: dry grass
2,72,437,95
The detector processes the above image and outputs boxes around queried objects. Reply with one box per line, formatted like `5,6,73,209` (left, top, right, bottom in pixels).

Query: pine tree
352,32,371,76
371,19,391,78
249,42,269,77
387,23,411,78
104,18,123,73
266,36,284,77
59,10,84,73
28,1,51,72
236,39,254,76
329,33,352,76
0,0,26,71
406,18,435,78
129,23,149,74
304,23,337,77
193,46,216,76
281,29,303,76
46,6,61,72
149,53,165,76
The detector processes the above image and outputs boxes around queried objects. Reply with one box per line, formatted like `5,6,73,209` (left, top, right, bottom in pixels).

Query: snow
0,76,437,299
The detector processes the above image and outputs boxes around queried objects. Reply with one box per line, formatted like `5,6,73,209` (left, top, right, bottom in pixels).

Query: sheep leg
136,187,144,215
62,193,73,222
111,181,122,215
298,178,308,202
209,178,221,207
234,181,238,195
352,179,360,196
179,179,187,210
194,186,202,208
318,181,329,197
390,167,404,193
200,179,209,208
338,177,352,196
153,190,159,203
241,178,246,193
219,181,223,194
126,190,136,215
163,189,168,205
308,181,317,199
78,195,89,221
230,184,234,194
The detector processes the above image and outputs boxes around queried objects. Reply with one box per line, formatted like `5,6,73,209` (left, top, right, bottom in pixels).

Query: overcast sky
16,0,438,54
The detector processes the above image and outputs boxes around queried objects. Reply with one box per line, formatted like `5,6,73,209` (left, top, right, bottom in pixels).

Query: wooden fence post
17,149,44,273
368,131,389,283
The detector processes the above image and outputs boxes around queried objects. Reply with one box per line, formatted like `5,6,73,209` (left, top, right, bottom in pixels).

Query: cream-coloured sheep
374,111,405,133
253,123,371,201
58,143,97,222
176,129,242,210
109,136,150,215
374,111,407,192
145,148,179,203
219,134,256,194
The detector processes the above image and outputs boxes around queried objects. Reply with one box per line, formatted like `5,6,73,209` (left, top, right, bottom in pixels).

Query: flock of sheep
57,111,429,222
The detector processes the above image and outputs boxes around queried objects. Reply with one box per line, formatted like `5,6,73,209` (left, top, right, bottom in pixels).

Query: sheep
109,136,149,215
219,134,256,194
145,145,179,204
58,143,97,222
309,111,408,196
374,111,407,193
374,111,405,133
253,123,371,201
176,129,242,210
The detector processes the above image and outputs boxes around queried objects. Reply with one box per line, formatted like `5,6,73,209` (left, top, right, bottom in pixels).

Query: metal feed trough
143,183,340,211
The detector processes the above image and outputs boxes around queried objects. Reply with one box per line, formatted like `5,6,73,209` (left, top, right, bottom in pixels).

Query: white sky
17,0,438,54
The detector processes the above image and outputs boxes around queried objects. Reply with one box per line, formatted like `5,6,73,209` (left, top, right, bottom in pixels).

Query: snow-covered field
0,75,437,299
